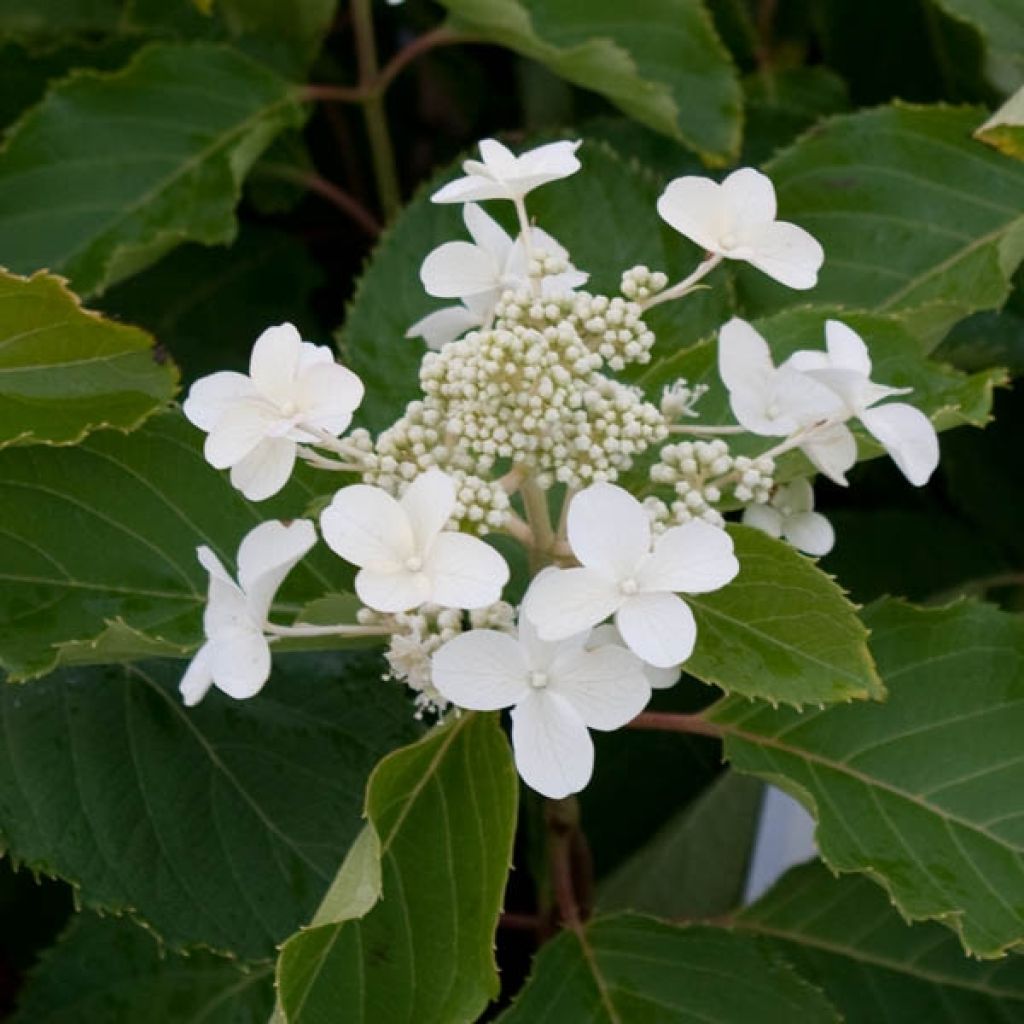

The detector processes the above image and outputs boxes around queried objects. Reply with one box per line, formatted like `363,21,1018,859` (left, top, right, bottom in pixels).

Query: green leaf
0,654,421,958
598,771,762,918
0,42,304,298
0,269,177,448
341,139,731,433
685,525,883,706
276,712,518,1024
99,223,325,385
976,85,1024,161
436,0,742,164
709,598,1024,957
740,104,1024,347
932,0,1024,92
499,914,841,1023
0,410,347,681
737,862,1024,1024
12,913,273,1023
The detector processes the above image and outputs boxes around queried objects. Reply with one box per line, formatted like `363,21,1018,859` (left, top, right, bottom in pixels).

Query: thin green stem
642,253,723,311
264,622,392,639
520,475,555,571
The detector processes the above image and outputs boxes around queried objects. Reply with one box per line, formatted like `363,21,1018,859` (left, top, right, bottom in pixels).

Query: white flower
408,204,587,350
743,479,834,556
718,317,856,485
319,468,510,613
587,623,680,689
431,138,582,204
785,320,940,487
432,617,650,798
183,323,365,501
179,520,316,707
657,168,824,290
523,483,739,668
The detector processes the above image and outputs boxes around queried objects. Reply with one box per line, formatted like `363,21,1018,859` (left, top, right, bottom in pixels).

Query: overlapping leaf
276,712,518,1024
436,0,742,164
499,915,840,1022
933,0,1024,91
0,411,346,681
0,655,421,957
738,862,1024,1023
0,42,304,297
13,913,273,1023
0,269,176,447
710,599,1024,957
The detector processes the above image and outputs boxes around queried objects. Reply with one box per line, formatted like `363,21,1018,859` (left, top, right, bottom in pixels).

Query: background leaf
0,654,420,958
276,712,518,1024
0,42,304,297
499,915,841,1022
0,269,177,447
932,0,1024,91
710,598,1024,957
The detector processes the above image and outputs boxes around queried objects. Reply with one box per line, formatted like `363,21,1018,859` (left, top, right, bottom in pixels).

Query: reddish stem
627,711,723,739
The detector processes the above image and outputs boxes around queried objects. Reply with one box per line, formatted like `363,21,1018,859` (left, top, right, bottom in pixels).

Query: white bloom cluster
175,136,943,801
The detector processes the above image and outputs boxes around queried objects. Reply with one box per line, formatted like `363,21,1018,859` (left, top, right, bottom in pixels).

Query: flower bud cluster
660,379,708,420
732,453,776,503
620,264,668,302
358,601,515,716
571,292,656,371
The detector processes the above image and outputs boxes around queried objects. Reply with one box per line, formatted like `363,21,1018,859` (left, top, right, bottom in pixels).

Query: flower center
720,232,738,251
279,399,297,417
767,403,780,418
404,555,424,572
528,670,549,689
620,578,639,595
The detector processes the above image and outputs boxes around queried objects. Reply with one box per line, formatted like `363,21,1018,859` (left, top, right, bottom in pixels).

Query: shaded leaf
12,913,273,1023
499,914,841,1022
0,42,304,297
276,712,518,1024
710,599,1024,957
436,0,742,164
933,0,1024,92
0,269,177,447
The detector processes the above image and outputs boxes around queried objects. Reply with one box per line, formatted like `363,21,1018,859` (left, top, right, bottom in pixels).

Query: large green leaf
740,104,1024,347
341,140,732,433
0,654,421,958
0,269,177,447
598,771,762,918
0,42,304,298
738,862,1024,1024
436,0,742,164
12,913,273,1023
499,915,841,1022
710,599,1024,957
0,411,346,681
932,0,1024,91
276,712,518,1024
684,525,883,706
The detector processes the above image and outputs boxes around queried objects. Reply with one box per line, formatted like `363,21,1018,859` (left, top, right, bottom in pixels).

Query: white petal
551,646,650,730
784,350,830,373
320,485,414,569
742,502,784,538
424,531,510,609
511,691,594,799
228,437,297,502
295,361,364,435
771,366,846,429
208,628,272,700
717,318,777,431
775,477,815,514
249,323,303,402
523,566,621,641
236,519,317,621
512,139,583,192
616,592,697,668
431,629,529,710
420,240,502,299
584,623,678,689
859,402,939,486
744,220,824,290
477,138,519,177
463,202,514,261
183,371,255,432
401,468,456,552
517,608,586,671
180,643,215,706
800,422,857,487
567,482,650,579
203,400,276,468
638,520,739,594
783,511,835,556
431,175,512,204
197,544,234,588
296,341,335,374
656,176,726,253
406,305,483,349
355,566,431,613
824,319,872,375
721,167,777,228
